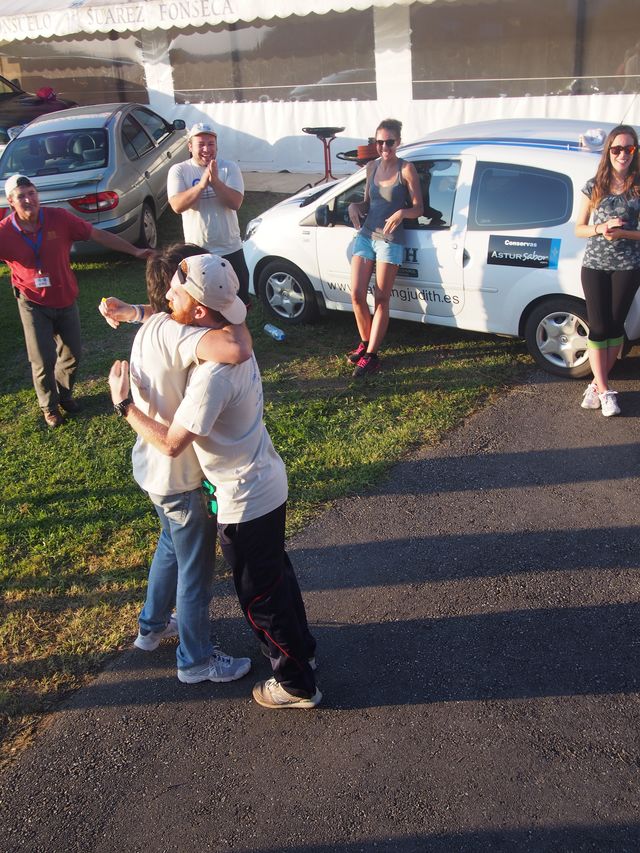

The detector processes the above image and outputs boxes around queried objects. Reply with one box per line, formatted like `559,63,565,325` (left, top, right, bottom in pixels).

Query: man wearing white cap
0,174,151,427
103,244,253,686
109,254,320,709
167,123,250,305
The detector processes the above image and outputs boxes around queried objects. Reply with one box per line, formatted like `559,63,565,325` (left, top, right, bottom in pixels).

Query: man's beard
168,301,196,326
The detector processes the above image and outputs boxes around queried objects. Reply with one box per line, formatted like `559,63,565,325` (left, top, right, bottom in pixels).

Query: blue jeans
142,489,216,670
353,231,404,265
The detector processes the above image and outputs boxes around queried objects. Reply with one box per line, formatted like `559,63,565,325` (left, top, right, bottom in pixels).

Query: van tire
258,260,319,325
524,297,591,379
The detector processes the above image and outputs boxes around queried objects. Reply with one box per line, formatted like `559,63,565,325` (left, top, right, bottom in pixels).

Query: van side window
330,158,460,229
405,159,460,230
469,162,573,230
332,179,366,225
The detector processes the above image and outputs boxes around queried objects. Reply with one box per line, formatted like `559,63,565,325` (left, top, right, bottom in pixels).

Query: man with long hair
101,244,253,684
108,254,320,709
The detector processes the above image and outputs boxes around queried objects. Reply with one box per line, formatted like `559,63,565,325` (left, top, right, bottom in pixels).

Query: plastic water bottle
264,323,286,342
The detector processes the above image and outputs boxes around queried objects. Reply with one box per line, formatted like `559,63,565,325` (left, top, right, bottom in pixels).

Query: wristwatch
113,396,133,417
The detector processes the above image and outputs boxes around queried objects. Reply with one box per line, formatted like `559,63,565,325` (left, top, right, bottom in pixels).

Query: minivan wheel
524,298,591,379
138,202,157,249
258,260,319,324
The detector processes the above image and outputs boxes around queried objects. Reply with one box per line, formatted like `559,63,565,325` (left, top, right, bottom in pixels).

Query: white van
244,119,639,379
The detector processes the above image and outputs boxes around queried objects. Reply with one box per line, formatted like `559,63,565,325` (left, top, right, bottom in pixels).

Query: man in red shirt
0,174,152,427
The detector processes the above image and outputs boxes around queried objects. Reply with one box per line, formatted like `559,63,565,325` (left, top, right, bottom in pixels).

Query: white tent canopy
1,0,429,41
2,0,637,175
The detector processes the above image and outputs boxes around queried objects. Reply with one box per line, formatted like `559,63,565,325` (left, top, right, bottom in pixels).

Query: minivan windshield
0,76,21,97
0,129,108,179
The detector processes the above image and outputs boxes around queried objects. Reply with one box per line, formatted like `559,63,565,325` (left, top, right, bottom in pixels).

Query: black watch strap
114,396,133,417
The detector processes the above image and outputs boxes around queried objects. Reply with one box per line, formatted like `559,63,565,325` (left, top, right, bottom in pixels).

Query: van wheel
524,298,591,379
258,261,319,325
138,202,157,249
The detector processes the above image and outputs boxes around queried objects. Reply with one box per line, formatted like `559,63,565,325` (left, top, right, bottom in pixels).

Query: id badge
35,275,51,288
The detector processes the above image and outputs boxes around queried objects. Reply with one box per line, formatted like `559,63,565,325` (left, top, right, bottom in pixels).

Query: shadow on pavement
234,822,640,852
55,601,639,712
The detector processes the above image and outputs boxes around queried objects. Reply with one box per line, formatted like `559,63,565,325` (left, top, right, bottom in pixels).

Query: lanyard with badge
11,210,50,289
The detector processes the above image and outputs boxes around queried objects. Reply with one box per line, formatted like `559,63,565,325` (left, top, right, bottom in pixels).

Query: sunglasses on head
610,144,636,156
176,260,188,284
375,139,397,148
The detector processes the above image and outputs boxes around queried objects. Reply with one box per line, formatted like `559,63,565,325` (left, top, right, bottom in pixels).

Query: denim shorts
353,231,404,265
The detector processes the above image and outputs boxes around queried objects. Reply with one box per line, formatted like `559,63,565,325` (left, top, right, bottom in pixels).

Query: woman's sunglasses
376,139,397,148
610,145,636,156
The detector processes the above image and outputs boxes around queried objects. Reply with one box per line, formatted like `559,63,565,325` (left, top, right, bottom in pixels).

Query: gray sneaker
178,650,252,684
134,615,178,651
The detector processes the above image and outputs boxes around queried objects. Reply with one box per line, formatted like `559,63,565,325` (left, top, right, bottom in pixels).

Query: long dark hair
145,243,207,313
590,124,640,211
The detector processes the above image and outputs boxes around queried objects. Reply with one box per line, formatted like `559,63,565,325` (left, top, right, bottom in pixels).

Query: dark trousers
219,502,317,698
581,267,640,343
16,292,82,412
222,248,250,306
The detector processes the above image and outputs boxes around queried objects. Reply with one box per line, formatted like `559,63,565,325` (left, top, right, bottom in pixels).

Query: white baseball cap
187,122,218,141
173,254,246,325
5,174,34,197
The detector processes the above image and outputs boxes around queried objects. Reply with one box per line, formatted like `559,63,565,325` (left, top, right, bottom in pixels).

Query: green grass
0,194,530,761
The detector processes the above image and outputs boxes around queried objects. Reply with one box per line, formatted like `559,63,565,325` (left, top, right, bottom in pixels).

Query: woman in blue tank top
346,118,423,377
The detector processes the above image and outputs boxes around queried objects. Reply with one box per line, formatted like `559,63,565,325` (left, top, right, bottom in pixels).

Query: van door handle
144,170,150,178
462,249,470,266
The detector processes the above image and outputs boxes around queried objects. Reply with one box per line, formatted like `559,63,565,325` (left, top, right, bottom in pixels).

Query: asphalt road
1,362,640,853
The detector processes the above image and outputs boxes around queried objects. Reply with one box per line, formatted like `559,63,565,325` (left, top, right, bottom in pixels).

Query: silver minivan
244,119,639,379
0,103,187,251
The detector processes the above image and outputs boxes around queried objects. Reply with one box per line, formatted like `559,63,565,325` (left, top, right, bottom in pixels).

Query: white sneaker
581,382,600,409
252,677,322,709
134,615,178,651
178,650,252,683
599,390,620,417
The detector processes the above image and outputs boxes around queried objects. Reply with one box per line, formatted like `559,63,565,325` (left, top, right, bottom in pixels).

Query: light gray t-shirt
167,157,244,255
175,354,288,524
129,313,206,495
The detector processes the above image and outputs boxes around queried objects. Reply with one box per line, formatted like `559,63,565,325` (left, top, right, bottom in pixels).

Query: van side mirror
173,119,186,130
316,204,332,227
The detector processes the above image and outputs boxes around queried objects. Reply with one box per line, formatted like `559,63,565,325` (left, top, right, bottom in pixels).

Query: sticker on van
487,236,561,270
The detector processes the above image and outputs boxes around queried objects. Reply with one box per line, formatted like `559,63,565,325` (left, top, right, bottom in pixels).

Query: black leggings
581,267,640,344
